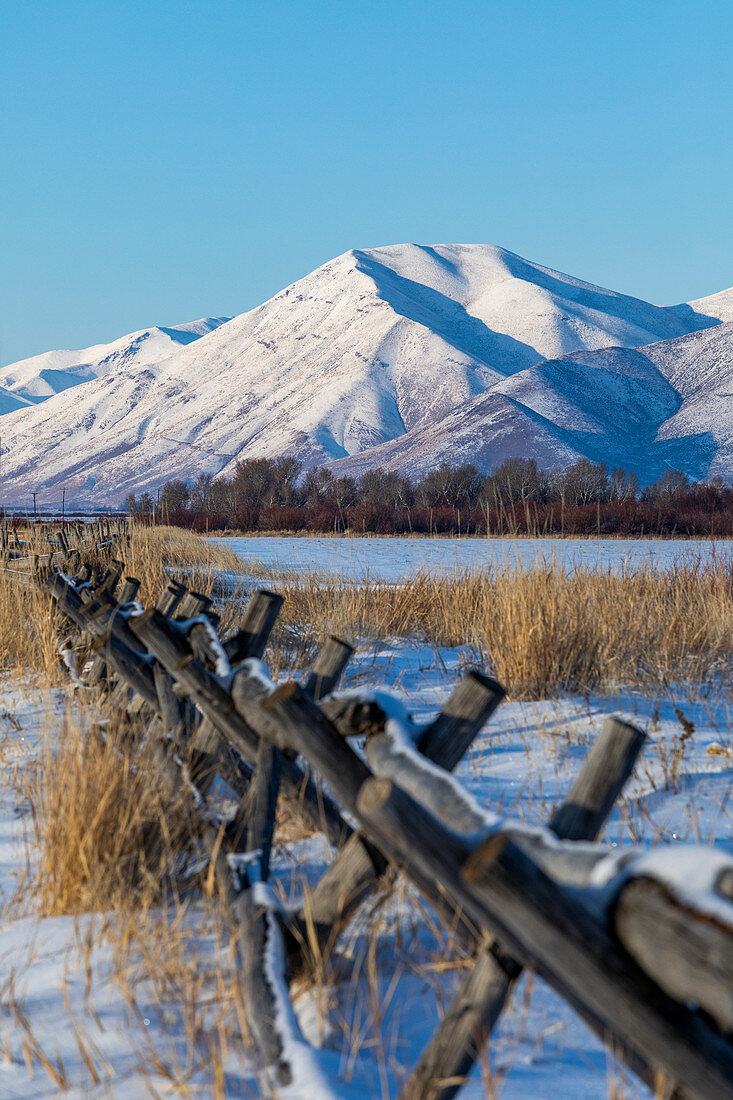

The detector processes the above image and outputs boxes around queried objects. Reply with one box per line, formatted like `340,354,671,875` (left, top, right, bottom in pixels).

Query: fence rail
6,526,733,1099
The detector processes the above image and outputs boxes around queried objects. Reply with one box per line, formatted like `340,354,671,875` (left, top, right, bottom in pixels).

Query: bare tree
642,468,690,502
485,457,549,505
550,459,610,505
416,463,483,508
609,468,639,502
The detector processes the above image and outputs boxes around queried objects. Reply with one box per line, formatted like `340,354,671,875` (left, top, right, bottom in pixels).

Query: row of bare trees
123,457,733,535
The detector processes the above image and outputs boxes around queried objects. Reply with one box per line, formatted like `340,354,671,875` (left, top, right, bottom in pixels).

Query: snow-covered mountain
0,317,231,405
0,244,729,504
331,321,733,485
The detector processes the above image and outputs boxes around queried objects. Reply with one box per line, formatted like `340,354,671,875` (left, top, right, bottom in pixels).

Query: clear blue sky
1,0,731,365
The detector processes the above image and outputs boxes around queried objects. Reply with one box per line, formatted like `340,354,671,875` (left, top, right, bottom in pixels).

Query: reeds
109,525,733,698
22,705,196,916
272,560,733,698
7,523,733,700
0,570,60,681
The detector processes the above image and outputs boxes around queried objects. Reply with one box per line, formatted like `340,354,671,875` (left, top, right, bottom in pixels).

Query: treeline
125,457,733,537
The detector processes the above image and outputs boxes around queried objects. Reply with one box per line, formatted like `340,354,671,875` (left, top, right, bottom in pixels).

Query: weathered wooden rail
10,536,733,1099
0,519,126,583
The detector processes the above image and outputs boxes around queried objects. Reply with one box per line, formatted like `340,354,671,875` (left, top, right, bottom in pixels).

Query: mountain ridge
0,244,730,505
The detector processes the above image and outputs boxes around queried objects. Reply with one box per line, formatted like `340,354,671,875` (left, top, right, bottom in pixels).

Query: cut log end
356,777,395,815
461,834,509,884
261,681,299,709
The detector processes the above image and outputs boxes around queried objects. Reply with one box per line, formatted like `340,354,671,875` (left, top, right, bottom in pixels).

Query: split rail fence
4,525,733,1099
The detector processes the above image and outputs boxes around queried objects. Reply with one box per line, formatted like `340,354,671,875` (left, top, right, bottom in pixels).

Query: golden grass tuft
0,571,61,681
23,706,196,917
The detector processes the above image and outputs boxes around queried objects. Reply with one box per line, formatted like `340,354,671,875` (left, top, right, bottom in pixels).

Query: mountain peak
0,245,728,504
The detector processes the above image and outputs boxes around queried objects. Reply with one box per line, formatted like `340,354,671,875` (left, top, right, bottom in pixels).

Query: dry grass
272,561,733,697
21,704,197,917
16,521,733,700
118,524,245,602
108,525,733,697
0,571,60,681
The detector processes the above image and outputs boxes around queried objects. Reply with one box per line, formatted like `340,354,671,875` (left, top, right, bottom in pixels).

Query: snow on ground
1,639,731,1096
214,534,733,583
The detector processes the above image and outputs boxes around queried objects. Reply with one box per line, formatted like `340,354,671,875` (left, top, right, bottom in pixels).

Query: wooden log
549,716,646,840
245,739,282,882
230,883,342,1093
83,653,108,689
79,589,153,662
45,575,159,709
299,675,500,958
187,590,285,795
416,672,505,771
290,830,388,959
320,695,389,738
356,778,733,1100
303,636,354,701
156,580,186,616
118,577,141,604
176,590,212,619
365,725,486,835
187,715,254,811
98,560,123,597
249,686,732,1098
75,563,93,586
186,617,230,673
399,934,520,1100
129,610,351,847
224,589,284,662
153,663,184,738
400,715,647,1100
614,875,733,1035
233,887,293,1084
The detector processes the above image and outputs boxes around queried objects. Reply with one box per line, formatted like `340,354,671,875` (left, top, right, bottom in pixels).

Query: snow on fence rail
5,527,733,1099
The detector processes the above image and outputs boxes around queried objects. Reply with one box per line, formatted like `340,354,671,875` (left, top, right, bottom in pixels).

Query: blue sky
1,0,731,365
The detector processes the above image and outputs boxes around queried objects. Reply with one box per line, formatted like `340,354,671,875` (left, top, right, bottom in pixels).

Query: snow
0,316,231,406
0,244,725,505
330,320,733,485
213,534,733,583
590,843,733,926
2,619,731,1098
679,285,733,324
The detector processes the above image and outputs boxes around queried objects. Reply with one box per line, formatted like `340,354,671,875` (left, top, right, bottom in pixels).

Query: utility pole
32,491,37,519
62,486,66,527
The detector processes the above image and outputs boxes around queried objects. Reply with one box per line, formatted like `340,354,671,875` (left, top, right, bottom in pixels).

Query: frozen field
212,535,733,582
2,646,732,1098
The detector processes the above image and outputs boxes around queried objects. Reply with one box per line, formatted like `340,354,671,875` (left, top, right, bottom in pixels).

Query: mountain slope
330,321,733,485
0,244,720,505
0,316,231,404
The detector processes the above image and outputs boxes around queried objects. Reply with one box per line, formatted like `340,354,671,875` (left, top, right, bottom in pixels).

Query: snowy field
212,534,733,583
1,637,731,1098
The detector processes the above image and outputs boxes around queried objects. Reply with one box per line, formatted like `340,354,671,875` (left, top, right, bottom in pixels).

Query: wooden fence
7,529,733,1099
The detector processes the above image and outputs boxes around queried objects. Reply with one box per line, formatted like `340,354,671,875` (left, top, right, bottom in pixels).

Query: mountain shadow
353,249,539,376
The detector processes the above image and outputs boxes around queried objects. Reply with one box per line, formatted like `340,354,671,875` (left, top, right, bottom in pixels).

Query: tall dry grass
114,526,733,697
272,561,733,698
8,521,733,698
22,706,196,917
118,524,245,605
0,571,60,681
